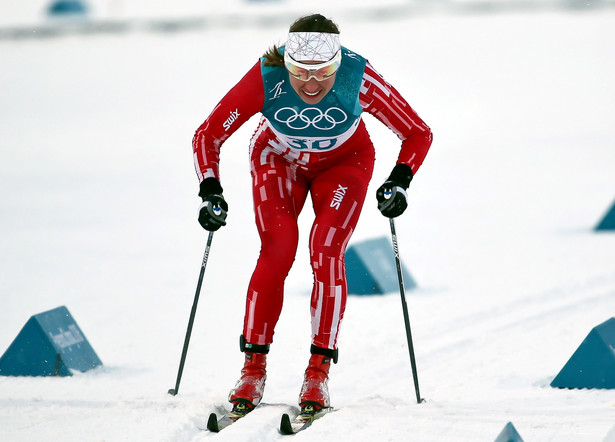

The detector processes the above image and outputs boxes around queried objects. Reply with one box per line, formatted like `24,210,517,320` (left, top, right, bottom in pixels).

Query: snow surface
1,2,615,441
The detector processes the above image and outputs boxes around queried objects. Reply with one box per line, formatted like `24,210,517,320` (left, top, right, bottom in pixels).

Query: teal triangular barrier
551,317,615,389
345,236,416,295
595,199,615,231
0,306,102,376
48,0,88,16
494,422,524,442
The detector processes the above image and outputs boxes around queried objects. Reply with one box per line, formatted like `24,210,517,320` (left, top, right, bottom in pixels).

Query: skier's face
288,73,336,105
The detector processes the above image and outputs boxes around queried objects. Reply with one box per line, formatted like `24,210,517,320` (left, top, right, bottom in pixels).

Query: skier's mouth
303,90,321,97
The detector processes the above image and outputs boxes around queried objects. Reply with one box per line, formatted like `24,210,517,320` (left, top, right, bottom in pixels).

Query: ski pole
389,218,424,404
168,231,214,396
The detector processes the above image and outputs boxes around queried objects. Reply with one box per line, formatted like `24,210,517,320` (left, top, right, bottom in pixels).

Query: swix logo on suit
260,47,367,153
330,184,348,210
223,109,240,131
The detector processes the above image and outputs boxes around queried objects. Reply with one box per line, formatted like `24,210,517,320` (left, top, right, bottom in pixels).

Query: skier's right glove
198,177,228,232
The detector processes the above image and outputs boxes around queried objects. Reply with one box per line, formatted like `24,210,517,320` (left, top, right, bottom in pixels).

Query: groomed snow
1,2,615,441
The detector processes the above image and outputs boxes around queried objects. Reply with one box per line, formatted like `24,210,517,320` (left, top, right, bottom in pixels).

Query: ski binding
207,400,253,432
280,404,334,434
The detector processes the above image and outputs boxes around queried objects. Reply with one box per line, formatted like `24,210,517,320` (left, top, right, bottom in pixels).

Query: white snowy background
1,0,615,440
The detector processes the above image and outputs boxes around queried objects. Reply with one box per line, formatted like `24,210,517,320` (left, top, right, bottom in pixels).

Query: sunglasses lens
285,62,307,80
315,63,339,79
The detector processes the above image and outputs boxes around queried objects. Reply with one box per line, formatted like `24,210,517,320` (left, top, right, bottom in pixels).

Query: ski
206,401,253,432
279,405,334,435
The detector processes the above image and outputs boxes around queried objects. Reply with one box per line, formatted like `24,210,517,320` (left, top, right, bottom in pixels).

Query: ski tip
206,413,220,432
279,413,294,435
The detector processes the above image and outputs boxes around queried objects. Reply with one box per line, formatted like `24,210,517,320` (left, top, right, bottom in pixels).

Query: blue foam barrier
494,422,524,442
48,0,88,16
550,317,615,389
595,199,615,231
345,236,416,295
0,306,102,376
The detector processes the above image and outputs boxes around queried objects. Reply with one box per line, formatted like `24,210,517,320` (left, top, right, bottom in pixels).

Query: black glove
376,163,413,218
198,178,228,231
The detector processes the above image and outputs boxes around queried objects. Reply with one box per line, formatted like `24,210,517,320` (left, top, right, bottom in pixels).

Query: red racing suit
193,47,432,351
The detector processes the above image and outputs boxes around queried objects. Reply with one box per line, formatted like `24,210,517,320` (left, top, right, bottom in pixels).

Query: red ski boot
299,352,335,410
228,352,267,410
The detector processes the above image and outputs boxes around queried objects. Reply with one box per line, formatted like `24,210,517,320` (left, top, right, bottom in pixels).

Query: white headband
285,32,341,62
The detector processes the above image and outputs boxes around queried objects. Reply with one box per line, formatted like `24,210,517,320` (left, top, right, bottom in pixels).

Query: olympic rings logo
274,107,348,130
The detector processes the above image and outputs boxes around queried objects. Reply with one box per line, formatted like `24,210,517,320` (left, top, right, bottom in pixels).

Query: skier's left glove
198,177,228,232
376,163,413,218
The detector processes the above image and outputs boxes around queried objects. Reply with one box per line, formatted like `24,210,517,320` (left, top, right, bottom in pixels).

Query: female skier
193,13,432,414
